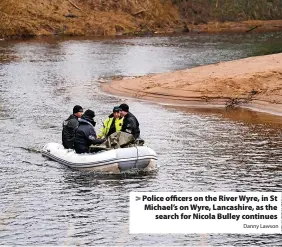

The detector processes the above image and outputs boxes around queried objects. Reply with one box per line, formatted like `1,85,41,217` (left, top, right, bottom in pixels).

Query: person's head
73,105,83,118
83,109,95,119
119,103,129,117
82,109,96,126
112,106,121,119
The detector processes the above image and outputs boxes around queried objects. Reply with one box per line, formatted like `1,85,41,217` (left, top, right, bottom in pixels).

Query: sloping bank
102,53,282,116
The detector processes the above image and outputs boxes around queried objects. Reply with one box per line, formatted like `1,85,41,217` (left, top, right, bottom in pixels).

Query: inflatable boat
42,142,158,173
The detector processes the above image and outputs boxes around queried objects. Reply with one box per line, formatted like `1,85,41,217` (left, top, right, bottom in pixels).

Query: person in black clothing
74,109,104,154
62,105,83,149
119,103,140,139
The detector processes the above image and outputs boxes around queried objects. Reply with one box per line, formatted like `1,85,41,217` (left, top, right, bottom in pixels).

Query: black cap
84,109,95,119
119,103,129,112
113,106,121,112
73,105,83,114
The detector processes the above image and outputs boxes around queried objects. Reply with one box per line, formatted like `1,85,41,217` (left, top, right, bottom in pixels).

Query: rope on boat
133,146,139,169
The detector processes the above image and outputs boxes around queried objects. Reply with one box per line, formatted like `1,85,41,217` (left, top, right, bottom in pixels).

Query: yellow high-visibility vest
98,117,123,138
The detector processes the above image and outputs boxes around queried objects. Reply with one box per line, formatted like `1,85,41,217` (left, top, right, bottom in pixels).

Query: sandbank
102,53,282,116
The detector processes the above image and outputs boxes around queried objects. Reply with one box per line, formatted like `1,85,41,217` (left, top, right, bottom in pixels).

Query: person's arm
87,126,105,144
123,118,136,135
91,138,105,145
97,119,108,138
87,126,97,141
68,118,79,131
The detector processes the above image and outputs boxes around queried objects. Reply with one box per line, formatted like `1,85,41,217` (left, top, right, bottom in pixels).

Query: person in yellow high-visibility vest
97,106,124,138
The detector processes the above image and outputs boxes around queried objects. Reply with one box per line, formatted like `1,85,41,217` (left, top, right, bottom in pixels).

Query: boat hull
42,143,158,173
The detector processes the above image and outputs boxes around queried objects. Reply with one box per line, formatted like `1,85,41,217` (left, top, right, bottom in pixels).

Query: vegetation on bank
174,0,282,23
0,0,282,39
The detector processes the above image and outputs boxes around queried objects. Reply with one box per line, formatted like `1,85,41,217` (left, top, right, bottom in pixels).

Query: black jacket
62,114,79,149
121,112,140,139
74,115,102,153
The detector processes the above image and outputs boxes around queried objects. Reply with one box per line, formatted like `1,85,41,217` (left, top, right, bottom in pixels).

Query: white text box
130,192,281,234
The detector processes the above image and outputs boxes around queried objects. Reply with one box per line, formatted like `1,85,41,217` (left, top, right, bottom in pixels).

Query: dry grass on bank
0,0,181,38
1,0,282,38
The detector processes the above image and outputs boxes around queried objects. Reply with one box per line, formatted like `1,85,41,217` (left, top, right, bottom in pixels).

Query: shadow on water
63,169,159,187
167,105,282,127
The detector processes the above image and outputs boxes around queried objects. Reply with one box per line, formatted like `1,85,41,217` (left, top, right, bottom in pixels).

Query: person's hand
97,136,101,139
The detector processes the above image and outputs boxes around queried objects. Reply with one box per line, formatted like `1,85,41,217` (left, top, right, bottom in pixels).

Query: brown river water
1,33,282,246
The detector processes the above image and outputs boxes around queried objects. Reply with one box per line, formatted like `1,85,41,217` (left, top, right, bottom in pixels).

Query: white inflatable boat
42,142,158,173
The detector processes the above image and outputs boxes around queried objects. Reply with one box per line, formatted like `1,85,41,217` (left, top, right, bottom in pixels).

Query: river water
1,32,282,246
